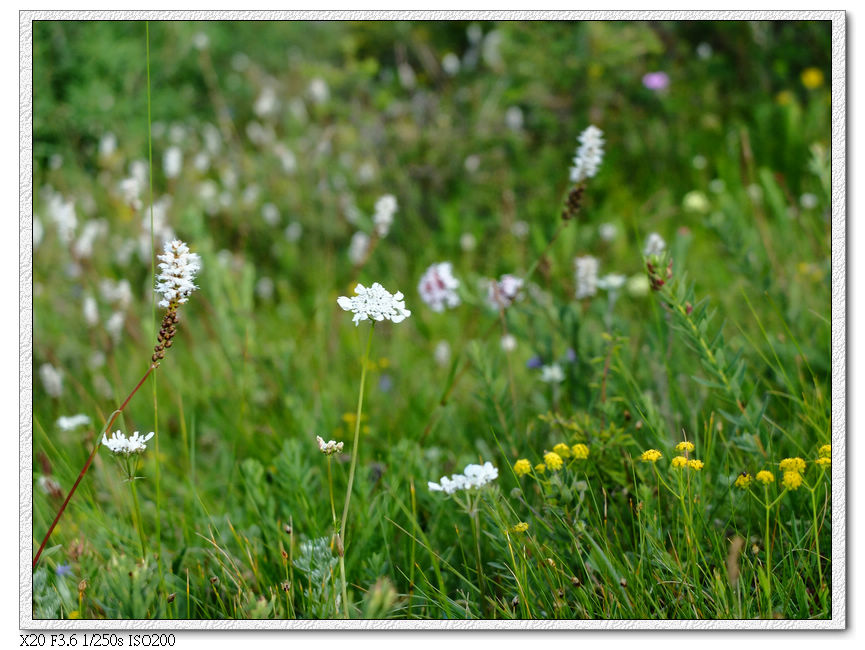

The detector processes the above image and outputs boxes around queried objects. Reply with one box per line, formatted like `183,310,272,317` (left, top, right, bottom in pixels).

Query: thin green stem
129,477,147,560
337,322,375,618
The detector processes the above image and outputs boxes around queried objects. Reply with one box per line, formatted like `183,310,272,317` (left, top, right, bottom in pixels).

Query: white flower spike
569,125,605,184
337,282,411,326
155,240,201,309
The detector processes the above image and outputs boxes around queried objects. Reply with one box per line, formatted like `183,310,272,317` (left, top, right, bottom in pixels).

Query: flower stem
337,322,375,618
129,477,147,560
33,364,157,568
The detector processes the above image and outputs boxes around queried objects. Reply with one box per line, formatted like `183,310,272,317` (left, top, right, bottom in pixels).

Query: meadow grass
31,20,831,620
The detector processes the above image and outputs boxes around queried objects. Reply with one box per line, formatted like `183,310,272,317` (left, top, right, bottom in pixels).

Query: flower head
801,67,824,90
574,256,599,300
675,441,695,453
756,470,775,485
779,457,806,473
644,233,666,257
510,522,529,534
818,444,831,458
486,274,524,309
534,463,547,474
642,71,670,91
782,471,803,491
316,435,344,456
101,430,154,456
373,194,398,237
815,457,831,467
428,461,498,495
57,414,90,431
418,262,460,312
640,449,662,463
155,240,201,309
540,364,565,384
671,455,688,469
569,125,605,184
571,443,590,460
543,451,564,471
688,459,704,471
513,459,532,477
553,443,572,459
337,282,411,326
734,473,752,489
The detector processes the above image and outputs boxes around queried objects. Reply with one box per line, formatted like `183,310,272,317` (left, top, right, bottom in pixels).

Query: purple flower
565,348,577,363
378,374,394,393
642,71,670,91
56,563,72,577
526,356,543,369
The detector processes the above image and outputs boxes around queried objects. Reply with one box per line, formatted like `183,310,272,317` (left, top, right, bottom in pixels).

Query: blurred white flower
511,220,529,239
155,240,202,309
464,155,481,174
192,32,209,50
285,221,303,242
274,144,298,174
569,125,605,184
428,461,498,494
39,364,63,398
316,435,344,456
193,152,210,172
99,132,117,158
254,86,279,118
83,295,99,327
308,78,329,104
73,219,107,259
482,30,504,69
486,274,524,309
692,155,707,170
644,232,666,257
38,475,62,496
747,184,763,203
418,262,461,312
337,282,411,326
709,178,725,194
574,255,599,299
57,414,90,431
348,231,370,265
598,222,617,242
540,363,565,383
434,340,451,367
163,146,183,179
260,204,280,227
696,42,713,59
460,232,477,252
505,106,524,131
255,277,274,300
441,52,460,76
100,279,132,309
169,124,187,144
45,193,77,244
683,190,710,213
500,334,517,352
102,430,154,456
118,177,143,210
106,311,125,343
597,273,627,292
800,193,818,210
398,63,416,89
627,274,651,298
33,216,43,248
373,194,398,237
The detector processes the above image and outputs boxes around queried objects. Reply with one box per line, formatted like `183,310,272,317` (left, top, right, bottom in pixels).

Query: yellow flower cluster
734,473,752,489
688,459,704,471
640,449,662,463
779,457,806,473
815,457,831,467
819,444,831,458
510,522,529,533
671,456,688,469
782,471,803,491
513,459,532,477
571,443,590,460
801,67,824,90
756,470,775,485
544,451,564,471
675,441,695,453
553,443,571,459
534,463,546,474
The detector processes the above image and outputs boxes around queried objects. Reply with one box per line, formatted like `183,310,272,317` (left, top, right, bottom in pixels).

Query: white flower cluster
540,364,565,383
155,240,202,309
428,461,499,495
644,232,666,257
569,125,605,184
40,363,63,398
574,255,599,299
597,273,626,292
316,435,344,456
486,274,524,309
337,282,411,326
57,414,90,431
373,194,398,237
418,262,461,312
348,231,371,265
101,430,155,456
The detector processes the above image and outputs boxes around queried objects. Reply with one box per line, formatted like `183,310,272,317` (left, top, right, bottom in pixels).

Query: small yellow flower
776,89,794,106
534,463,546,474
818,444,831,458
671,456,688,469
675,441,695,453
553,443,572,459
815,457,831,467
779,457,806,473
571,443,589,460
756,470,775,485
544,451,564,471
640,449,662,463
688,459,704,471
801,67,824,90
782,471,803,491
68,610,81,620
734,473,752,489
510,522,529,533
513,459,532,477
378,357,390,369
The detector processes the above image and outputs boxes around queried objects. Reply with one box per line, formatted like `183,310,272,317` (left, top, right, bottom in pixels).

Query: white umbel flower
39,363,63,398
486,274,524,309
428,461,498,494
418,262,461,312
155,240,201,309
56,414,90,431
540,363,565,383
569,125,605,183
574,255,599,299
597,273,627,291
644,232,666,257
373,194,398,237
101,430,154,456
316,435,344,456
337,282,411,326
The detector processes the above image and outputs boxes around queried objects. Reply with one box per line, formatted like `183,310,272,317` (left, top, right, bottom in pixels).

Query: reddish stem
33,364,157,569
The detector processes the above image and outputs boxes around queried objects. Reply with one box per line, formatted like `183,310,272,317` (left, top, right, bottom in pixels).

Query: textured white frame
19,9,846,630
